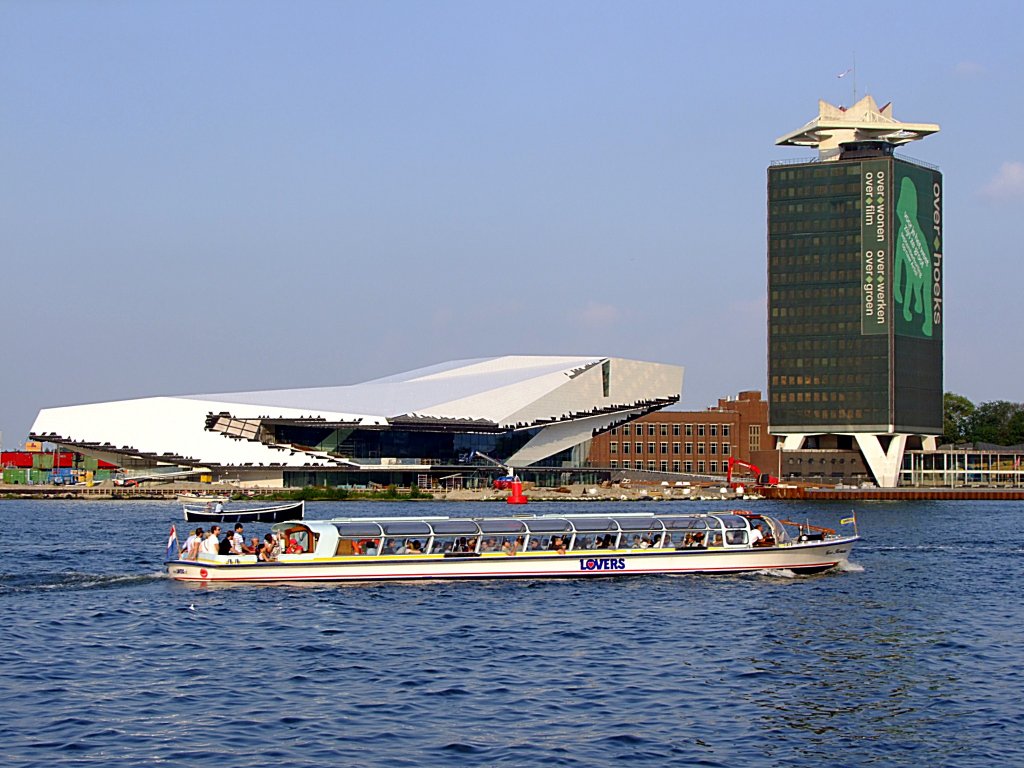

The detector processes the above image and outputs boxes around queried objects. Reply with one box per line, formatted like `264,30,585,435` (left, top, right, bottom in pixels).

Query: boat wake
0,571,165,595
838,560,864,572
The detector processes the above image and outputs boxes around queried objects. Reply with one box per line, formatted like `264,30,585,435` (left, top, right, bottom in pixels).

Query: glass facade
767,154,943,434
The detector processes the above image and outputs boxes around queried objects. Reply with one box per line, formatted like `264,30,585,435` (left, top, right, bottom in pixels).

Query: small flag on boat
840,515,856,526
166,524,178,560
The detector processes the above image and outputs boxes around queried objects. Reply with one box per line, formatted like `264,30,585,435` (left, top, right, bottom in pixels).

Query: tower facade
767,96,943,486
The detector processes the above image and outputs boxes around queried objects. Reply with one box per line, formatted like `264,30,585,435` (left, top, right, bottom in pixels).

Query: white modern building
30,355,683,487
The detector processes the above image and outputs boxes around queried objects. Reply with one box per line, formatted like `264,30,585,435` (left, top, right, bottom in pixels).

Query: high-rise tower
767,96,942,487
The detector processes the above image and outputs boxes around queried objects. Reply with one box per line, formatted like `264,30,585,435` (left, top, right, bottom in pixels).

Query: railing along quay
762,486,1024,501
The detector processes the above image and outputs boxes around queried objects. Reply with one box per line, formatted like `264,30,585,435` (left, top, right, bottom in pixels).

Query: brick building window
749,425,761,452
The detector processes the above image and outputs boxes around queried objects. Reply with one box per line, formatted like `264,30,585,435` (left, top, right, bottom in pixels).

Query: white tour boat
165,510,858,584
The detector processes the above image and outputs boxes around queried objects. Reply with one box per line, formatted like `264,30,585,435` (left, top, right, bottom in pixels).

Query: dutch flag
166,524,179,561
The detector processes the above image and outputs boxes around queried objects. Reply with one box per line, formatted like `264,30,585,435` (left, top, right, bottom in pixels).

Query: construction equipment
726,457,779,490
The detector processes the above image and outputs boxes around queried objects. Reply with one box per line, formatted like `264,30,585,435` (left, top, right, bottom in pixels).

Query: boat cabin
272,512,795,560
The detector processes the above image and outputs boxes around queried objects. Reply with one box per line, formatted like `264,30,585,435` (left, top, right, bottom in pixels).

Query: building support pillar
779,434,808,451
852,433,908,488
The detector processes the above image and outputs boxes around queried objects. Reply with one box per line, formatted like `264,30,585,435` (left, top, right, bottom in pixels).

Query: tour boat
165,510,858,584
182,500,305,524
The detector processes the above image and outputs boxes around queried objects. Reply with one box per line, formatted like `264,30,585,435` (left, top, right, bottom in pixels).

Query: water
1,499,1022,767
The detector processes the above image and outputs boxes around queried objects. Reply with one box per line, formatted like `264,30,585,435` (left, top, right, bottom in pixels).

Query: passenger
232,524,248,554
501,538,515,555
184,527,204,559
710,533,723,547
395,539,409,555
639,536,652,549
466,537,479,553
218,530,235,555
549,536,567,555
259,534,279,562
514,535,525,552
407,540,422,554
214,501,224,515
286,535,305,554
529,539,541,551
749,523,765,547
201,525,221,556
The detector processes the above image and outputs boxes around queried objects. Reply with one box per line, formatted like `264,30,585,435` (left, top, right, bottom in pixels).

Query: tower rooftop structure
776,95,939,160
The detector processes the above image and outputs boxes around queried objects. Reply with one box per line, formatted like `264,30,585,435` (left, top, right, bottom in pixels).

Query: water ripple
1,499,1022,767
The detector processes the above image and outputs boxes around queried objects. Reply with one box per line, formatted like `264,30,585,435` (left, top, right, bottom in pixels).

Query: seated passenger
710,533,723,547
259,534,279,562
286,536,305,554
691,532,706,549
408,539,423,553
748,523,765,547
185,528,204,559
218,532,233,556
549,536,567,555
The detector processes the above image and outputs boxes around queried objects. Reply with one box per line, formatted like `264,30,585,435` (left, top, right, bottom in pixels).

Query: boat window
566,518,618,533
660,516,708,531
725,530,748,546
621,530,662,549
335,523,384,538
477,536,506,553
614,518,659,533
333,535,379,555
716,515,749,530
382,521,432,537
432,520,482,536
285,528,313,553
523,519,571,534
478,519,527,535
428,535,478,554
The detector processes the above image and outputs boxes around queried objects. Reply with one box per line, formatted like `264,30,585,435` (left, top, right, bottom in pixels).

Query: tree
942,392,975,444
969,400,1024,446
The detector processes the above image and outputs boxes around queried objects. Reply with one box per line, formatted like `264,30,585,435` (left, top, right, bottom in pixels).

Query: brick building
587,391,768,475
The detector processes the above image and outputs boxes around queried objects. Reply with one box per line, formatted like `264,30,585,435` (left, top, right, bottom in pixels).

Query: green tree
942,392,975,444
968,400,1023,445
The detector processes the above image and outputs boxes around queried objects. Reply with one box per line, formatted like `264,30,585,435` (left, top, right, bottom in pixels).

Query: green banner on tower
893,162,943,339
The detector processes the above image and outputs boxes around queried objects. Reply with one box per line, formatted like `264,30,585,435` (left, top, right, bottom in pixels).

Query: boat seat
278,553,317,562
197,553,258,564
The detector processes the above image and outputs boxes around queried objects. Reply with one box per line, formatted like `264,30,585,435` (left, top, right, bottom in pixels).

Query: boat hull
166,537,857,584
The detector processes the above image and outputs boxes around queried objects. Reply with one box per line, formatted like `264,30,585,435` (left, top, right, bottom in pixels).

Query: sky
2,0,1023,447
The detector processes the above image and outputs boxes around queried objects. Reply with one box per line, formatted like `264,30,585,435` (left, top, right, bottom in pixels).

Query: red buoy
506,478,528,505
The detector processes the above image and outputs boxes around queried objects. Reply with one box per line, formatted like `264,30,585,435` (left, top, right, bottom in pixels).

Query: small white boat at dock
176,492,230,503
165,510,857,584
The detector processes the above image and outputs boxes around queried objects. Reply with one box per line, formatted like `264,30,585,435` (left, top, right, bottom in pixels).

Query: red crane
726,456,779,490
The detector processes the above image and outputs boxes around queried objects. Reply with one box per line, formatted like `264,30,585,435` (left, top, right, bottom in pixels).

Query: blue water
1,499,1022,767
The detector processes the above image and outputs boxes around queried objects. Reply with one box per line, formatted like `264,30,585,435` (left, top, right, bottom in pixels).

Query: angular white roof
31,355,683,468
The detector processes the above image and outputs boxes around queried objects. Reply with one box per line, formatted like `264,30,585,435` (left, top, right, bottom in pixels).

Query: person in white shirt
200,525,222,555
183,528,203,559
748,523,765,547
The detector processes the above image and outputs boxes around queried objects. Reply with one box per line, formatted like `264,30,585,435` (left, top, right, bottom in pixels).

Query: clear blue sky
2,0,1022,446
